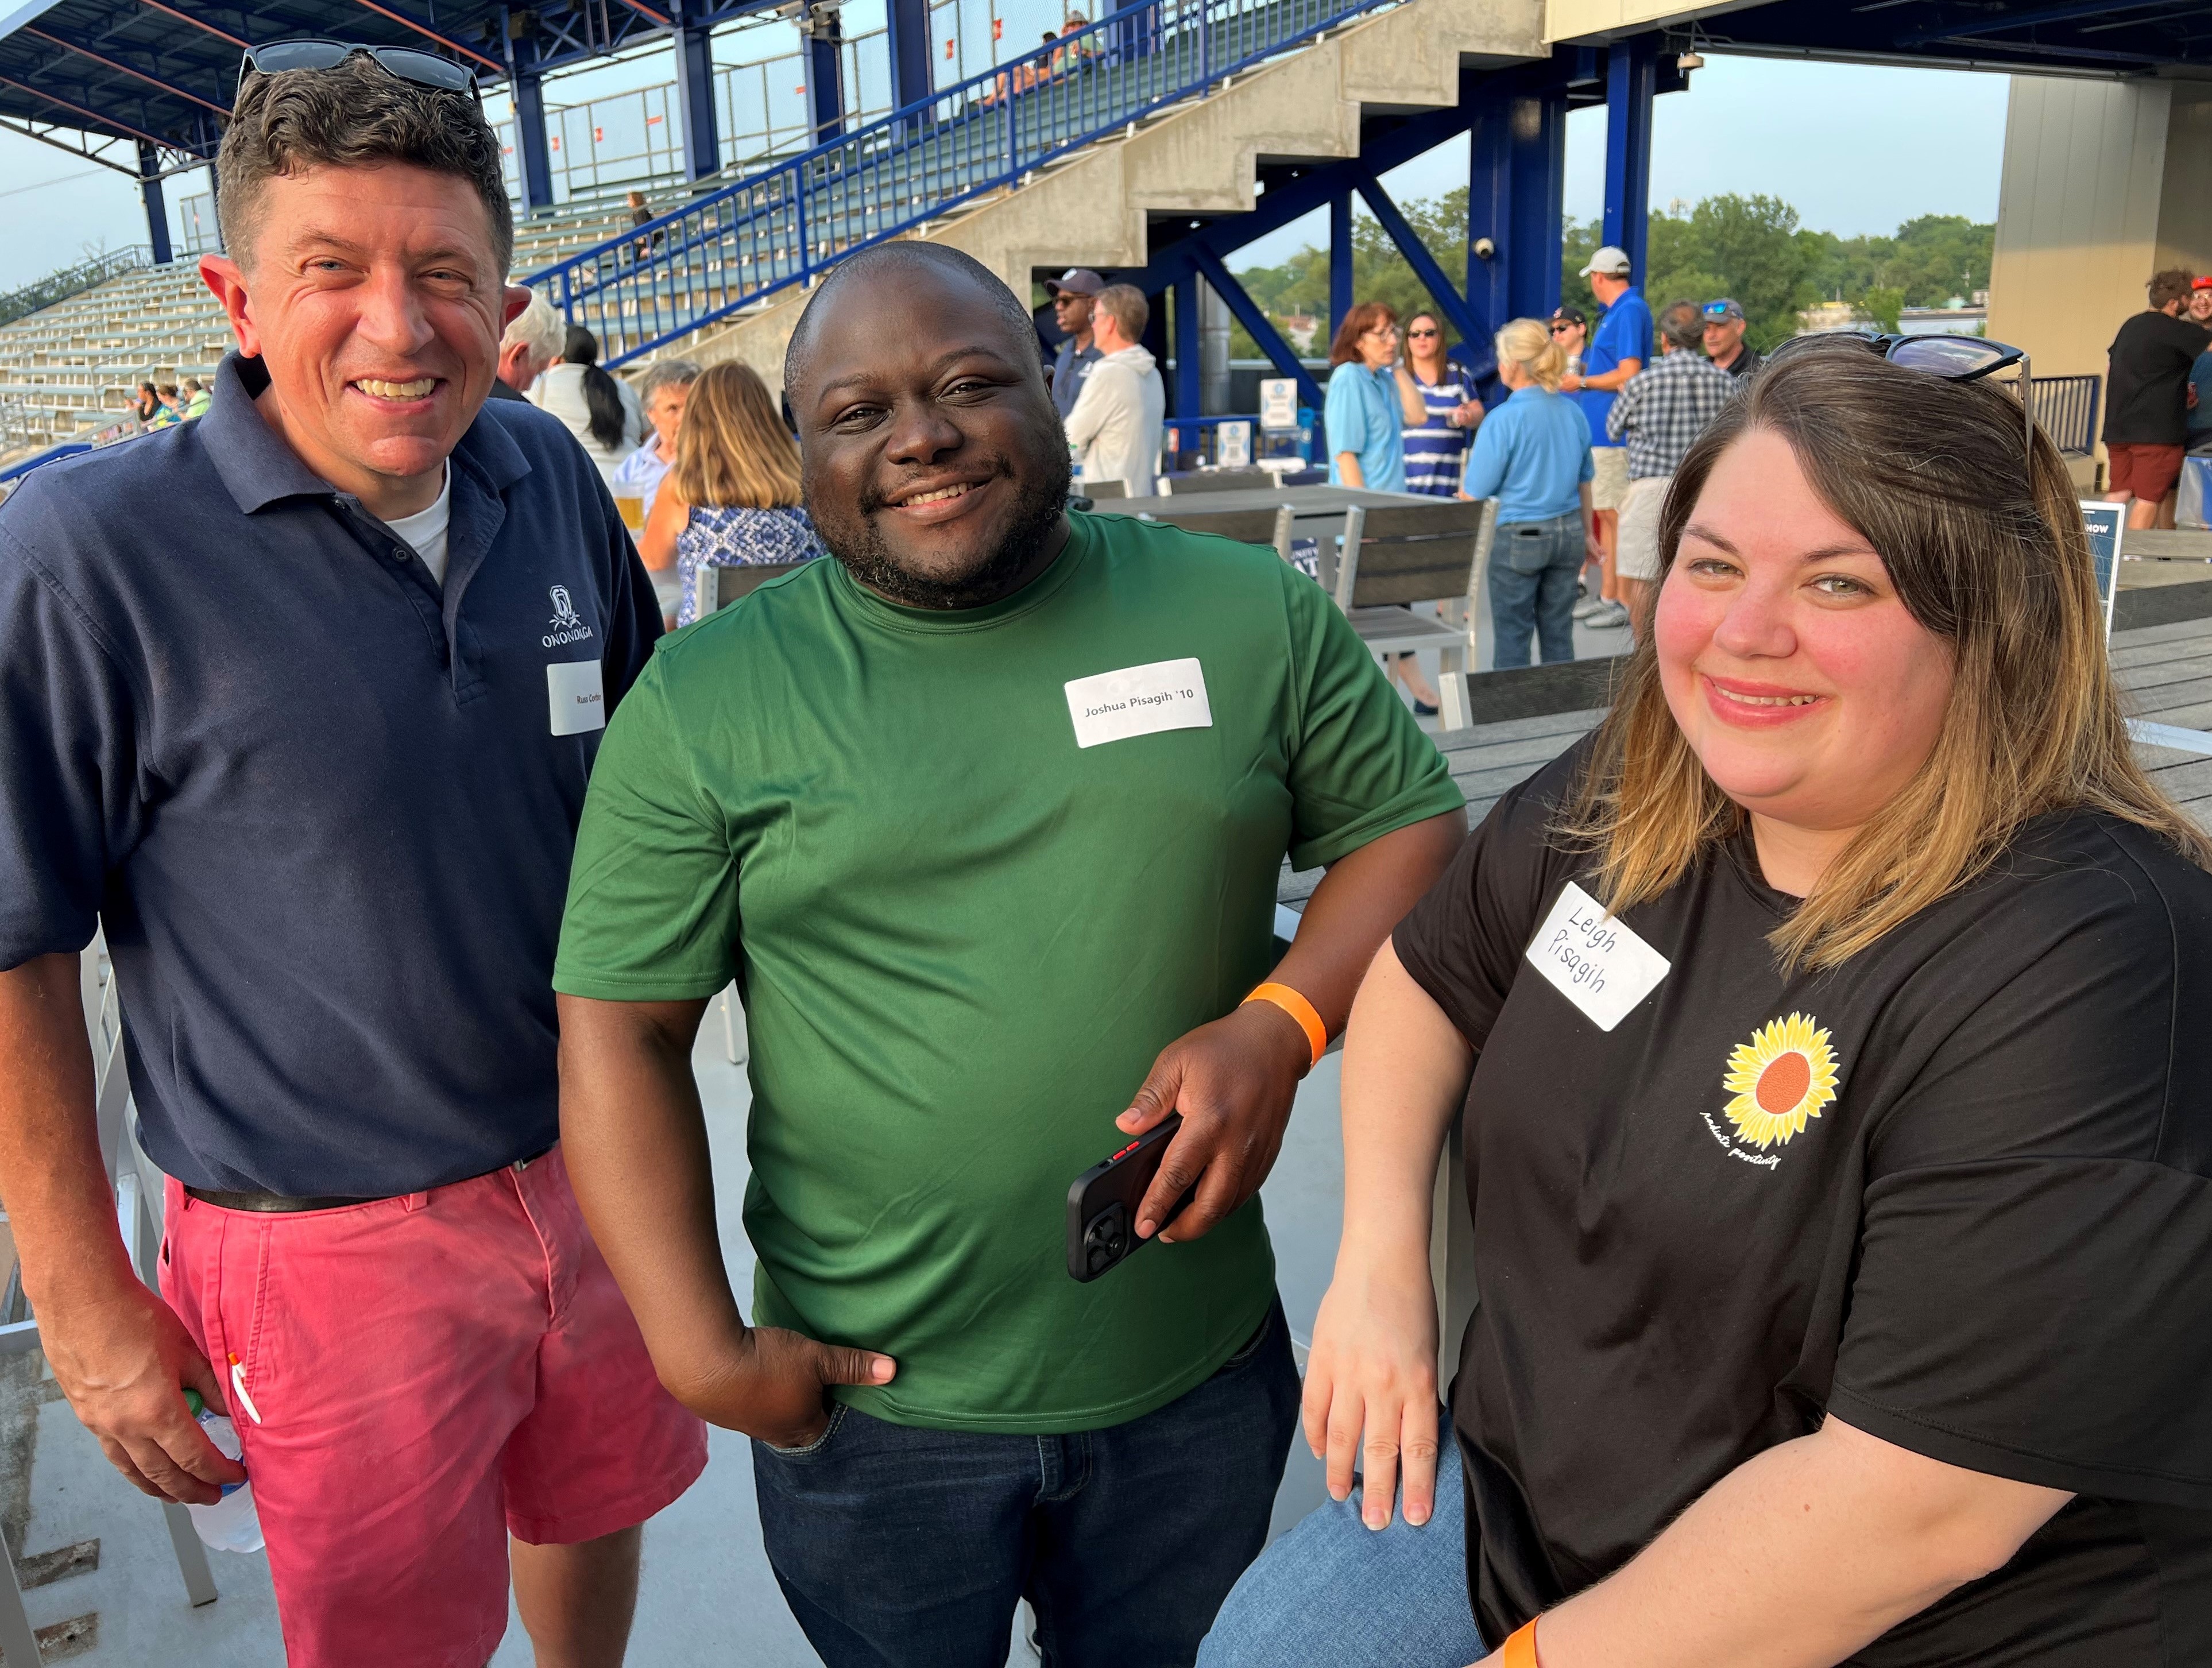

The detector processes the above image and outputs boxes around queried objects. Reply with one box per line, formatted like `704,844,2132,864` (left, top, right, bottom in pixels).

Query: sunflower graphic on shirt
1719,1012,1840,1149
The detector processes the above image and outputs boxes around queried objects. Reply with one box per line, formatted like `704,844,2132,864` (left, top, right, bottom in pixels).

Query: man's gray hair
638,358,702,403
1658,300,1706,353
502,291,566,367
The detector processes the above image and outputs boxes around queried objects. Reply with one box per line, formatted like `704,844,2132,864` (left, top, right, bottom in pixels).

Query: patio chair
696,560,813,614
1158,467,1274,495
0,944,218,1666
1316,499,1497,731
1132,504,1296,563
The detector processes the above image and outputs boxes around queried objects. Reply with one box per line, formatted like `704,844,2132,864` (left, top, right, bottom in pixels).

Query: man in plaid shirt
1606,299,1741,624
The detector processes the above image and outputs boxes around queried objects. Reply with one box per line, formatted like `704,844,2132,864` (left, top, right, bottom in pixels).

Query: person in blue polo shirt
1324,300,1429,494
0,51,702,1668
1560,246,1650,632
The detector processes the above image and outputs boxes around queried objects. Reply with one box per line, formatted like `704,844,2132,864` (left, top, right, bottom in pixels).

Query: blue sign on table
2080,501,2124,640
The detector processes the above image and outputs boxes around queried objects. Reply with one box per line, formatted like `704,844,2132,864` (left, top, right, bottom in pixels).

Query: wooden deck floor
1279,614,2212,906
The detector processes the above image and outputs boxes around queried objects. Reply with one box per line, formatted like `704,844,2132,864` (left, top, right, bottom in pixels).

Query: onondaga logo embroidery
1700,1012,1840,1169
544,584,594,649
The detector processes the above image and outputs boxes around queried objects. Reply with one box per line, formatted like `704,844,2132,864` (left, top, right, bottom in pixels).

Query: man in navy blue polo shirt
0,51,702,1667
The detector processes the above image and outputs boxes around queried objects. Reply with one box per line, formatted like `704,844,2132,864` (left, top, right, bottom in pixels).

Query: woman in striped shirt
1391,313,1486,711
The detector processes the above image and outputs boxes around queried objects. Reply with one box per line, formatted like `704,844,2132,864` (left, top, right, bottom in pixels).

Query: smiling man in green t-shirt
553,243,1465,1665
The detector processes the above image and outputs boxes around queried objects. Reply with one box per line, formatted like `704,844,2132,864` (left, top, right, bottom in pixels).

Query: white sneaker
1572,594,1604,621
1584,601,1630,630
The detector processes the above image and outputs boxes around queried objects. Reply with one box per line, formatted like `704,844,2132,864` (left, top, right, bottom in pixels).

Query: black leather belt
184,1147,554,1214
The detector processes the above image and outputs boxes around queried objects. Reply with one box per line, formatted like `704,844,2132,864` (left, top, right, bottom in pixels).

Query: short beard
820,447,1072,610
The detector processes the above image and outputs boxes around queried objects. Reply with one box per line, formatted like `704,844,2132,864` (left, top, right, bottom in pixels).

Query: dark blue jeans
753,1297,1300,1668
1488,512,1584,669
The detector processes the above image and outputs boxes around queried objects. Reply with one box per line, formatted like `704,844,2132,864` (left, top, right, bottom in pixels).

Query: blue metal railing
527,0,1402,366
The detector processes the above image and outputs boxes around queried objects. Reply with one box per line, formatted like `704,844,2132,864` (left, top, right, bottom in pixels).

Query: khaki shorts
1591,445,1630,512
1615,474,1670,581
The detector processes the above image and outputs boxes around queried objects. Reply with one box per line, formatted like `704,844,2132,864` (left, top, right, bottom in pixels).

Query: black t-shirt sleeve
1829,857,2212,1510
1391,740,1586,1050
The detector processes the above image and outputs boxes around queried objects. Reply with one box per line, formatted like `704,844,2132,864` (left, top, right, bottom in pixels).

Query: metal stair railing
0,247,154,332
527,0,1403,366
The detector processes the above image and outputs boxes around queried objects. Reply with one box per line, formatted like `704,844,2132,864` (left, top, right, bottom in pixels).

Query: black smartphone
1066,1114,1198,1282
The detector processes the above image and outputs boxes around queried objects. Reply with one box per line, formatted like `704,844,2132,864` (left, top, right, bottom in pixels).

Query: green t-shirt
553,510,1464,1433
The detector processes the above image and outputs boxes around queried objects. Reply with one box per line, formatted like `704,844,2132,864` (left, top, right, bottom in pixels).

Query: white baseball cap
1578,245,1633,278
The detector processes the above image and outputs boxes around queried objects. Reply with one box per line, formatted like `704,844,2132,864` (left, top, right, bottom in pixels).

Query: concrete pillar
138,141,172,266
1990,76,2212,377
1200,278,1231,416
513,68,556,211
674,12,721,178
1603,38,1655,284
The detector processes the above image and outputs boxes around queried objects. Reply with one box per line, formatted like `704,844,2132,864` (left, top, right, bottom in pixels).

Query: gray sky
0,49,2012,295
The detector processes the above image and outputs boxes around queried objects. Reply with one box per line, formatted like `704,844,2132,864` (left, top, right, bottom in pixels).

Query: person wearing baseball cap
1046,268,1107,421
1560,246,1650,632
1701,298,1762,380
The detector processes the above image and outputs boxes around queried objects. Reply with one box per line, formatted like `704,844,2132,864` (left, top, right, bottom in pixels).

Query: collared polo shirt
1461,385,1594,524
1324,362,1407,493
1576,286,1652,448
1051,338,1103,420
0,353,660,1197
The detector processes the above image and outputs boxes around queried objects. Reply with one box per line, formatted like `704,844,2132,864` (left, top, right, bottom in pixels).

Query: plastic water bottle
181,1388,264,1553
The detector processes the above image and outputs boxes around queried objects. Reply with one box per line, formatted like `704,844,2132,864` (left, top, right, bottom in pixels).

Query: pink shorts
160,1147,707,1668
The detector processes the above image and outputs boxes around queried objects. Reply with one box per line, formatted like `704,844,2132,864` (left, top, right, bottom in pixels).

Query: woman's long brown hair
1563,343,2212,970
671,360,804,510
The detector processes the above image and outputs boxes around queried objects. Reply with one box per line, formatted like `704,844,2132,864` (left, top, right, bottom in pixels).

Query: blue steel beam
805,6,842,143
673,5,720,177
137,136,169,264
1602,37,1654,284
1465,88,1564,350
1188,245,1323,409
20,23,231,116
1354,169,1485,361
1173,274,1201,417
512,64,555,212
1328,191,1352,339
884,0,933,119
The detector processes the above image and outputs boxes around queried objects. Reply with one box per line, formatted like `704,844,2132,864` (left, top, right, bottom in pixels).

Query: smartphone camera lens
1084,1203,1129,1275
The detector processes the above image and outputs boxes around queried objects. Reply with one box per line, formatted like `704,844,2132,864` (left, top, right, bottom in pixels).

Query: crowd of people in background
2103,264,2212,529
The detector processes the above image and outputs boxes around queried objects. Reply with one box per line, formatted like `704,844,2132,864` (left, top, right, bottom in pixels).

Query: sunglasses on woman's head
1766,330,2033,447
240,40,478,100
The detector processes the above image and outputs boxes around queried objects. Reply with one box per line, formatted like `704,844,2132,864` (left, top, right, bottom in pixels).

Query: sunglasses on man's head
240,40,478,102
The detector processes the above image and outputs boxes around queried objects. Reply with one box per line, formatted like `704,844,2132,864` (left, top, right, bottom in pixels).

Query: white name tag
547,659,606,736
1064,657,1212,749
1524,881,1670,1032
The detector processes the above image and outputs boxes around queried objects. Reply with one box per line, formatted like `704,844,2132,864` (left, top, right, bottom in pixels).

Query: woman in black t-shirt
1199,347,2212,1668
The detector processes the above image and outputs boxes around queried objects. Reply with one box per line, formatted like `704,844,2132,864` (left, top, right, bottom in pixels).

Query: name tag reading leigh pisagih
1525,881,1669,1032
547,659,606,737
1064,658,1212,749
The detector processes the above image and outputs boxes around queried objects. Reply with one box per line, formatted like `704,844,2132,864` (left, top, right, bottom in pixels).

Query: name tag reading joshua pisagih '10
1525,881,1670,1032
1064,658,1212,749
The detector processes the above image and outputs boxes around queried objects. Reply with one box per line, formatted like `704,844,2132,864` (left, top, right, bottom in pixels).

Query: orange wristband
1243,981,1327,1067
1501,1619,1540,1668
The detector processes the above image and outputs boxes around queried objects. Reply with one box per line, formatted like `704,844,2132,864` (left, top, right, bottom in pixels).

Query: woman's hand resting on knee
1301,1256,1441,1532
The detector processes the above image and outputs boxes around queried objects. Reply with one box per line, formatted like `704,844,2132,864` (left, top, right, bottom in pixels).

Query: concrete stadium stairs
670,0,1543,380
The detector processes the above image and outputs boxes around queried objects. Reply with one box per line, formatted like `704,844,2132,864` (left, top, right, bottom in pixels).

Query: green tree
1862,285,1905,333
